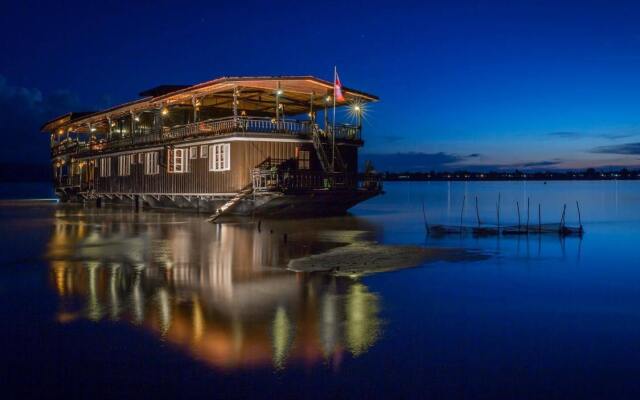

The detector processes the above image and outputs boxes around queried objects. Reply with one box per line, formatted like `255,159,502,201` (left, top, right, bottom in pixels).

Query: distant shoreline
374,169,640,182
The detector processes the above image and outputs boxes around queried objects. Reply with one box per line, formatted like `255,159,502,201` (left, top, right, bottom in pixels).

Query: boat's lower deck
56,188,382,217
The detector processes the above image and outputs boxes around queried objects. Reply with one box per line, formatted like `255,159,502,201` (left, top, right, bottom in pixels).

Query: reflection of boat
46,208,383,370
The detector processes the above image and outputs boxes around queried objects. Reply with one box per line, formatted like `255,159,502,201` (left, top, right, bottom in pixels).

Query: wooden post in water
517,201,521,231
526,197,530,233
475,196,481,226
538,203,542,233
576,201,583,232
497,193,501,230
460,195,466,229
422,198,429,234
560,204,567,232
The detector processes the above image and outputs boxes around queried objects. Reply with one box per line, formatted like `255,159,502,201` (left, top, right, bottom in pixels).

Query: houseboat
41,76,381,217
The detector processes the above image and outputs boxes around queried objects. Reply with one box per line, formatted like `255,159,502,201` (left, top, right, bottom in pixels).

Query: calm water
3,181,640,398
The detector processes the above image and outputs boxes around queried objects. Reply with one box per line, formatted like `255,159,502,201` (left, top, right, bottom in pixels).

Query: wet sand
288,240,489,276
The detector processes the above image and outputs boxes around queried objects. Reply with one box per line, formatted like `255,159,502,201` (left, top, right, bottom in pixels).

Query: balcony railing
327,123,361,141
251,168,351,192
51,116,361,157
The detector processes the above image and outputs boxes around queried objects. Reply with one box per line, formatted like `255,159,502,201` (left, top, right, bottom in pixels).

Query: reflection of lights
87,262,103,321
130,272,144,325
44,213,389,371
345,283,381,356
109,264,121,320
156,288,171,336
52,262,67,296
192,296,204,343
272,306,293,370
320,291,339,358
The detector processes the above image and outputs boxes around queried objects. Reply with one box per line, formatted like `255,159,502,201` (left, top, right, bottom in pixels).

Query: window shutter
208,145,215,171
167,148,175,173
225,143,230,170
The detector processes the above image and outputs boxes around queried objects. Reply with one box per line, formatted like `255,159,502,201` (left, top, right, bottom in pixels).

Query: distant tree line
363,168,640,181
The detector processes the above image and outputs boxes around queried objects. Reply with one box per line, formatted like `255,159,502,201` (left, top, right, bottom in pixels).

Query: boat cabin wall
80,140,323,195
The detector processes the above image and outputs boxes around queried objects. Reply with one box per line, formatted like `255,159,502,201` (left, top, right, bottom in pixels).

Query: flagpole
332,66,336,171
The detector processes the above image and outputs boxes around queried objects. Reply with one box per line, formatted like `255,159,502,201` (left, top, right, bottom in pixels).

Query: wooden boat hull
63,188,381,217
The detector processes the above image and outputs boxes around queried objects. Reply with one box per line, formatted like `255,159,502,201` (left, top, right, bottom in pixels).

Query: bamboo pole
460,195,466,229
422,198,429,234
526,197,530,233
497,193,501,229
538,203,541,233
576,201,583,231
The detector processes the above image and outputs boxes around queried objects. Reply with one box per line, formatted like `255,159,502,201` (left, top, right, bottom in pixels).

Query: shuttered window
144,152,159,175
209,143,230,171
190,146,198,159
99,157,111,177
200,145,208,158
118,155,131,176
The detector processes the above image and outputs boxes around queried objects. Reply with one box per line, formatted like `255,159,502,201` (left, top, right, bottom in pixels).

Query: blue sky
3,0,640,171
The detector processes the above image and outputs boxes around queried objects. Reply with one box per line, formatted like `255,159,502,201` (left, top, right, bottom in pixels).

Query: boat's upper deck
42,76,378,158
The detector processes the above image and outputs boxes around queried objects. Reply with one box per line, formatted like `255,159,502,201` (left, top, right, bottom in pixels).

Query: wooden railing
51,116,361,157
328,124,361,141
251,168,350,192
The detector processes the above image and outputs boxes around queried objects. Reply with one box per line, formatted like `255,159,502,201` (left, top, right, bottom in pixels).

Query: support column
233,87,239,126
275,84,281,127
130,111,136,138
192,96,199,123
153,108,161,134
107,117,112,141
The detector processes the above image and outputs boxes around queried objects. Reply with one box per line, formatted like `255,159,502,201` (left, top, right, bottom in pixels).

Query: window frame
99,157,112,177
172,148,189,173
298,149,310,170
118,154,131,176
144,152,159,175
208,143,230,171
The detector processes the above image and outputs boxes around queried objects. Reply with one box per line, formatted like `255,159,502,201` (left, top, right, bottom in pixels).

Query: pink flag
334,71,345,102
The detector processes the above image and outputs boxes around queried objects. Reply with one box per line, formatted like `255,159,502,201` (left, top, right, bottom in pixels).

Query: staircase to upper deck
311,126,347,173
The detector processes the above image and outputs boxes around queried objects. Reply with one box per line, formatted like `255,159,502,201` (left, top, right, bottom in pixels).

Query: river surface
2,181,640,398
